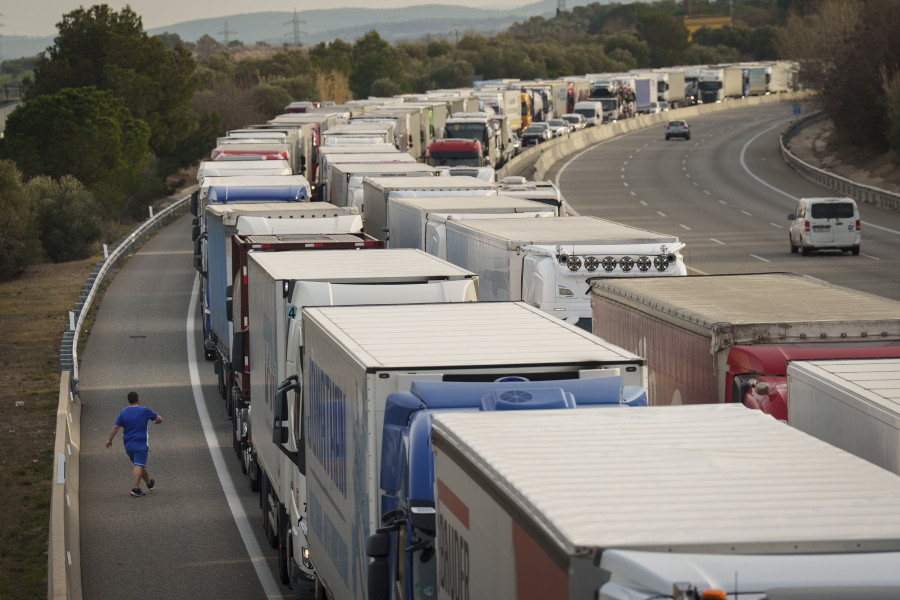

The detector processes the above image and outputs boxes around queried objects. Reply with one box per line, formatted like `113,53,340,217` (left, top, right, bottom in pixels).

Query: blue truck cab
368,377,646,600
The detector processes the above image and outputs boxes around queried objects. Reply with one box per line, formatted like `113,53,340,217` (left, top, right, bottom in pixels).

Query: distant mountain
0,0,607,61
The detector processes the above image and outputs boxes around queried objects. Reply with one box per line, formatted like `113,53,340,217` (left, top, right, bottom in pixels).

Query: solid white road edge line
187,275,283,599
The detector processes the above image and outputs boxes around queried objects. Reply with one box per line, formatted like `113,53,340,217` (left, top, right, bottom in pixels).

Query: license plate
813,225,830,232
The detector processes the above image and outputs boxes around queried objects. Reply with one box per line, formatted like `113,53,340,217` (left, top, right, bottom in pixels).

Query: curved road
78,216,289,599
551,101,900,300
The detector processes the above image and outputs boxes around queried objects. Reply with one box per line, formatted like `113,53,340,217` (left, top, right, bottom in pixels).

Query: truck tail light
803,220,810,232
856,219,861,231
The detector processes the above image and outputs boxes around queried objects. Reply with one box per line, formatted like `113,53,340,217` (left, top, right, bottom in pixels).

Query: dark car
664,120,690,140
521,124,551,146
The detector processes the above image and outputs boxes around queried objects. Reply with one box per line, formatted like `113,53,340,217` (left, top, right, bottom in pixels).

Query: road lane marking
187,277,282,599
710,238,726,245
657,211,667,217
741,210,753,216
680,224,691,230
750,254,770,262
770,222,784,229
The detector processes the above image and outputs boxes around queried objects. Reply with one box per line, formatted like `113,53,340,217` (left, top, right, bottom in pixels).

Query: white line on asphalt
862,253,881,260
710,238,726,245
657,211,667,217
719,200,728,205
630,190,636,196
704,190,710,195
770,222,784,229
640,200,648,206
750,254,770,262
187,278,282,599
741,210,753,216
680,224,691,230
623,181,629,187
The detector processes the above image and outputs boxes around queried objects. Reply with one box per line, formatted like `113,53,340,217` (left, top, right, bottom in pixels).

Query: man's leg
140,466,151,486
132,464,142,489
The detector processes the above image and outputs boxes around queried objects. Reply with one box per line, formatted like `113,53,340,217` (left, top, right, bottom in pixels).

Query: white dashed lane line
770,223,783,229
741,210,753,216
657,211,667,218
750,254,770,262
710,238,726,245
680,224,691,230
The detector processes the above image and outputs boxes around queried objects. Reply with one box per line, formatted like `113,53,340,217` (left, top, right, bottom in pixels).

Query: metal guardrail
51,194,191,600
781,112,900,212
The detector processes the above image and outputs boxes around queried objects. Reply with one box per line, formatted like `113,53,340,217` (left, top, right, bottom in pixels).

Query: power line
285,9,307,47
218,20,237,45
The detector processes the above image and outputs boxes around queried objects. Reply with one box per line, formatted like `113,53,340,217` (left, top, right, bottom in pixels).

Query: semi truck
386,195,556,255
428,404,900,600
287,301,647,600
588,272,900,415
441,112,511,168
227,231,383,460
497,176,566,215
315,144,406,199
199,202,363,403
443,216,687,327
246,250,479,595
633,76,654,114
474,88,522,132
327,161,438,211
743,65,767,96
787,357,900,474
189,174,311,225
361,175,497,242
654,69,685,107
425,138,485,169
197,158,292,188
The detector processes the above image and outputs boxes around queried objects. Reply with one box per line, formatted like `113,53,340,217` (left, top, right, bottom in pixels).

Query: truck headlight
302,546,312,568
557,286,575,297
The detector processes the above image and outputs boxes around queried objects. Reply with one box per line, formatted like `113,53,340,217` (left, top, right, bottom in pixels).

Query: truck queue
188,61,900,600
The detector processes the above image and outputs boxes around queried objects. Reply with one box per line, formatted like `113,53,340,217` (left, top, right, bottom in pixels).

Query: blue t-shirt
115,406,158,450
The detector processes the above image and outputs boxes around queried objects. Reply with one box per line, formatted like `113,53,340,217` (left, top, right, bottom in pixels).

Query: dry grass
0,219,135,599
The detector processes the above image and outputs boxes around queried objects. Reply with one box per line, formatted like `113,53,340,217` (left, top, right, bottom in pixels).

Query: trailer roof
790,358,900,413
205,202,349,219
365,176,496,191
447,215,679,244
332,163,436,175
391,195,554,212
249,248,474,282
305,301,643,367
432,404,900,556
589,273,900,326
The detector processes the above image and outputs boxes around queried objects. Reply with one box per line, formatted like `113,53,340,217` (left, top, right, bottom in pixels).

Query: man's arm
153,415,163,424
105,425,120,448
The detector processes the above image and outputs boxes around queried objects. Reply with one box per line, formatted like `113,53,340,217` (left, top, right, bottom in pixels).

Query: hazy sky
5,0,525,37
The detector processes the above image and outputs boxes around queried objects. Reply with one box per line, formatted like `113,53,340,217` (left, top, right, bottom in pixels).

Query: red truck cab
426,138,485,168
727,345,900,420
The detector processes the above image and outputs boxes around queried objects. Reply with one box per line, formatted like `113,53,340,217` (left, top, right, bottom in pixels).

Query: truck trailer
247,250,479,595
788,357,900,474
589,273,900,415
361,175,497,241
429,404,900,600
386,195,556,256
291,301,647,600
200,202,363,403
327,161,439,211
444,216,686,327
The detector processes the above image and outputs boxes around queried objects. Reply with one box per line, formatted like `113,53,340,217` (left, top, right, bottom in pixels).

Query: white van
788,197,860,255
573,101,603,127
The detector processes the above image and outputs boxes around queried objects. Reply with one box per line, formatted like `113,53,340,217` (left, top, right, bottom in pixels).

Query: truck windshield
426,153,482,168
599,99,617,111
411,531,437,600
698,81,721,91
445,123,488,146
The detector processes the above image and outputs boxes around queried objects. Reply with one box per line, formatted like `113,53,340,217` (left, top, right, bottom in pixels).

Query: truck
288,301,648,600
189,174,311,225
196,158,292,188
444,216,687,328
572,100,604,127
361,175,497,242
633,76,654,114
427,403,900,600
199,202,363,399
474,89,522,133
425,138,485,169
386,195,556,255
654,69,685,107
588,272,900,415
743,65,767,96
327,161,439,211
441,112,511,169
321,123,395,147
587,79,624,122
699,66,743,103
315,144,406,200
246,250,480,595
787,357,900,475
497,176,566,215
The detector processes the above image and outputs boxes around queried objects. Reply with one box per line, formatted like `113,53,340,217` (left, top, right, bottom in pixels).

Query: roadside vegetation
0,0,898,597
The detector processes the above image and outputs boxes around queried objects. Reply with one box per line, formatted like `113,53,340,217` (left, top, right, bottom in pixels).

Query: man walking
106,391,163,497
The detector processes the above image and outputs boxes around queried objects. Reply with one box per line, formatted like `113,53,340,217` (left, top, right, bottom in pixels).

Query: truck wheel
249,456,260,492
851,245,860,255
789,236,798,253
224,381,234,418
216,359,226,400
233,417,245,468
801,246,811,256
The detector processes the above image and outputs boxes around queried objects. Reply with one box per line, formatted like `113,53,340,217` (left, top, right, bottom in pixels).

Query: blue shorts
126,447,148,467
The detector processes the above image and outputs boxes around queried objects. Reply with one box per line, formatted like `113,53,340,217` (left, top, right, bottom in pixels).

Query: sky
4,0,527,38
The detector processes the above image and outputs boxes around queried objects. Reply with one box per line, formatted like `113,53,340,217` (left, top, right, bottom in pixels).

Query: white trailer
432,404,900,600
361,175,497,241
197,158,292,187
788,357,900,475
328,161,439,211
247,249,479,594
299,301,648,600
387,195,556,256
444,216,686,327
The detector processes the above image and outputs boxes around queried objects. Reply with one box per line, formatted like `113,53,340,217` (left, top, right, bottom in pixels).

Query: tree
1,87,151,216
638,13,690,67
350,31,408,98
0,160,41,280
28,5,213,174
26,176,102,262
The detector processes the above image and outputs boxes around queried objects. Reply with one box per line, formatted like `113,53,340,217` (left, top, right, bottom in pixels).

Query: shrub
27,175,102,262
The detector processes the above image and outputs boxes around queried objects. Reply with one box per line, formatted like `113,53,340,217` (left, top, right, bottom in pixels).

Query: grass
0,256,98,599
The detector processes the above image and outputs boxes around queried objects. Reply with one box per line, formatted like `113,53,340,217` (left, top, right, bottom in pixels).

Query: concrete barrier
50,194,191,599
781,112,900,212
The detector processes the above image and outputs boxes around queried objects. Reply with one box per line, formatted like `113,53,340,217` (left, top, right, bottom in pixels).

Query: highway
73,100,900,599
551,101,900,300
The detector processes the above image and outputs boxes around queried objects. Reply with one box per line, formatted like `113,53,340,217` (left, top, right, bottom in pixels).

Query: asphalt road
550,101,900,300
78,215,289,599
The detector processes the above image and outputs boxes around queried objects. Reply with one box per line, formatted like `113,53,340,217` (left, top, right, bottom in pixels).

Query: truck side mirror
192,223,201,242
193,238,202,273
190,190,199,216
225,285,233,322
367,532,391,600
273,386,290,444
231,330,247,375
787,214,796,220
